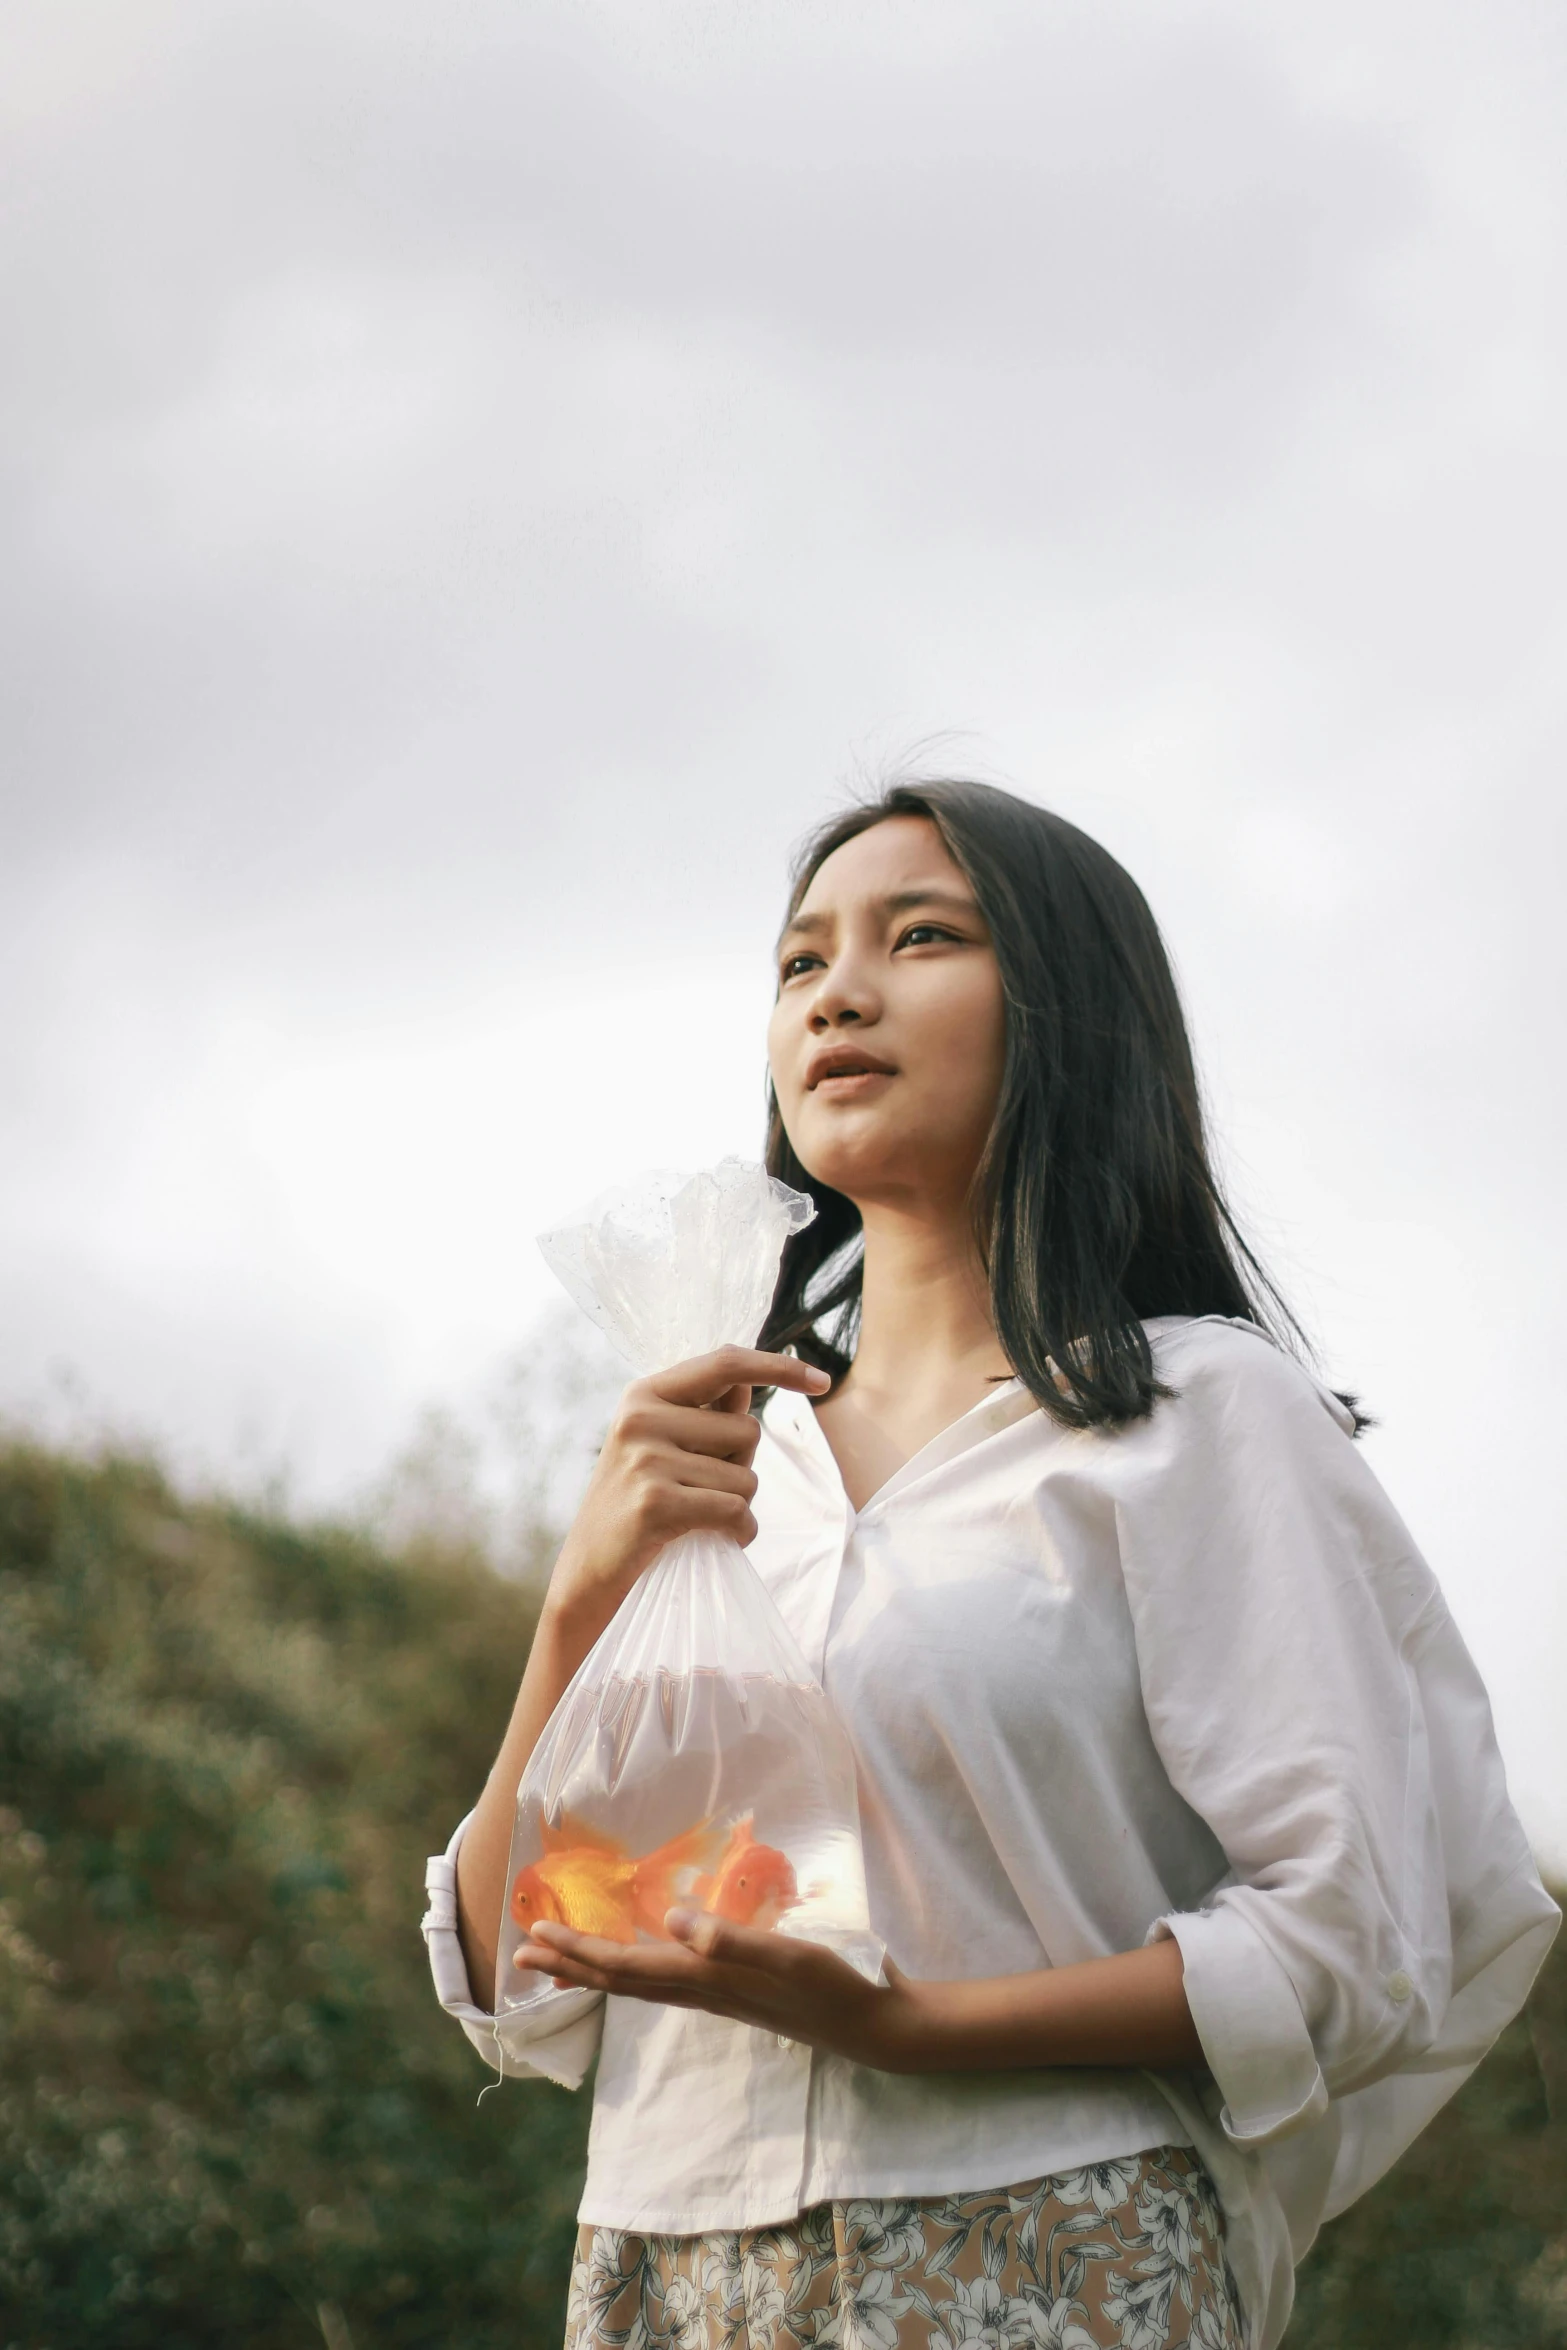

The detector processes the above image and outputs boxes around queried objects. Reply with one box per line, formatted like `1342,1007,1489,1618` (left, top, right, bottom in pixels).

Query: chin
790,1125,926,1204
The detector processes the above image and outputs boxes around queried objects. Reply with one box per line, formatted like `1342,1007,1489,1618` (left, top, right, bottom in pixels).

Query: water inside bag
495,1659,879,2015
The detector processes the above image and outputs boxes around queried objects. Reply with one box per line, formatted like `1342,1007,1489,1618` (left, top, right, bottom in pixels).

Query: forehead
792,814,965,915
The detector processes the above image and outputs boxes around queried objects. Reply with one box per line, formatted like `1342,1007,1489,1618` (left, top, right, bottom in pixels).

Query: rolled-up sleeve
1120,1322,1553,2153
1148,1900,1329,2144
422,1813,604,2091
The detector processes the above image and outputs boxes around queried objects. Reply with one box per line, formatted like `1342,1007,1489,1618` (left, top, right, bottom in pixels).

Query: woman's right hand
542,1347,831,1648
455,1345,829,2006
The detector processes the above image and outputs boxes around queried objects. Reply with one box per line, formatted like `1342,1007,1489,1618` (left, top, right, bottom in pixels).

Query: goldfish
700,1816,798,1930
510,1814,722,1946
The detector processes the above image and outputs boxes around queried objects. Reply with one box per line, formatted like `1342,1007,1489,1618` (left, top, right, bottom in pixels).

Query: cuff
1149,1900,1329,2148
422,1814,604,2091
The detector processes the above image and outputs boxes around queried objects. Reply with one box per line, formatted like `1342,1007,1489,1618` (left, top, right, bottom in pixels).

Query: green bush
0,1441,588,2349
1287,1920,1567,2347
0,1437,1561,2348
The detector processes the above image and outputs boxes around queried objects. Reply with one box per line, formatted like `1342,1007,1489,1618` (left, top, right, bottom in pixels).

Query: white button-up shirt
424,1315,1559,2350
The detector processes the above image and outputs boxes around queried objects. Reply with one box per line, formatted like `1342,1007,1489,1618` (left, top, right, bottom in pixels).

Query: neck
846,1195,1010,1407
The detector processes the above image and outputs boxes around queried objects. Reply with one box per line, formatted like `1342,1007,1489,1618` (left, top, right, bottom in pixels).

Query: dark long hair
759,778,1360,1433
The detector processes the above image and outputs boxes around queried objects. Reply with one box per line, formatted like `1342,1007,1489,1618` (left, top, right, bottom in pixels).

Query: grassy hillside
0,1438,1561,2349
1290,1948,1567,2346
0,1441,588,2350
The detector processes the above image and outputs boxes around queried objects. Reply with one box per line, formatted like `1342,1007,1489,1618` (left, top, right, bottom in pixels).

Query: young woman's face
767,815,1007,1216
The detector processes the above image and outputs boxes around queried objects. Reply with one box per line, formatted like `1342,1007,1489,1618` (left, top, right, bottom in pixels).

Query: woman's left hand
515,1911,934,2071
516,1908,1204,2074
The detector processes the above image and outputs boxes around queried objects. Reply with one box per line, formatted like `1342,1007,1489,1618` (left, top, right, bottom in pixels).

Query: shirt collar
763,1375,1038,1521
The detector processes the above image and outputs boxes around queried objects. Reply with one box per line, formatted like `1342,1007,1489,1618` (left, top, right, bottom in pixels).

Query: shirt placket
795,1467,872,2212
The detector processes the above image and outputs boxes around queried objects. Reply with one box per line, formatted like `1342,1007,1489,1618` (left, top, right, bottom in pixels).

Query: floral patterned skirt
564,2146,1245,2350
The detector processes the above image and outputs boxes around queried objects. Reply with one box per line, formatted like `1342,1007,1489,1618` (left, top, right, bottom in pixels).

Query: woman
424,780,1559,2350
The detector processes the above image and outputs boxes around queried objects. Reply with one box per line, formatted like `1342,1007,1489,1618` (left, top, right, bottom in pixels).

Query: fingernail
665,1907,699,1939
805,1368,831,1389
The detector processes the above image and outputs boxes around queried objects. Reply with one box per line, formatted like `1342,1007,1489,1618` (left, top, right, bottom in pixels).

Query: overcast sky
2,0,1563,1863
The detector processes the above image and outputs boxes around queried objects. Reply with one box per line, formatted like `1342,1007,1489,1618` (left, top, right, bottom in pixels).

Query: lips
805,1047,897,1090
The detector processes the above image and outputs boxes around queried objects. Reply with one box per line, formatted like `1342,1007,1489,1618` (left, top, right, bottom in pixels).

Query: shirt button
1386,1969,1413,2004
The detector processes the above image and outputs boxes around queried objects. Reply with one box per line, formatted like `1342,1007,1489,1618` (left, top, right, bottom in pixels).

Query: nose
807,948,879,1033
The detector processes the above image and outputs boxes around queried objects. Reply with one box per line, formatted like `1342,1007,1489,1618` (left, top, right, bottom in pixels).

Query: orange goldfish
510,1814,722,1945
701,1816,798,1930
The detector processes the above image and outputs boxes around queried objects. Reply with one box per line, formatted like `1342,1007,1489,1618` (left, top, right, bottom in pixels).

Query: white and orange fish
700,1816,799,1930
510,1814,722,1945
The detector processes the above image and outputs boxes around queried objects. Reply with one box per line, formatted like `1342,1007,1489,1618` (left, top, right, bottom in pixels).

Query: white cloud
0,0,1562,1863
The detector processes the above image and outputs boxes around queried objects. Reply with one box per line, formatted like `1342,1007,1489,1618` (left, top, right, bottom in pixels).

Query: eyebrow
778,887,981,945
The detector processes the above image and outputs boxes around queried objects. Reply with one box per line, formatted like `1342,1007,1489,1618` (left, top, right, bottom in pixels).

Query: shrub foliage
0,1441,587,2349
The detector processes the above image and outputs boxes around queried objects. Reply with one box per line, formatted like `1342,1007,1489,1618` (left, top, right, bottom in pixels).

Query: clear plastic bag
494,1158,880,2022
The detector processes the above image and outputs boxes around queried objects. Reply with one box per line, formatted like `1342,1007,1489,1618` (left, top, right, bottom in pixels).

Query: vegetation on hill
0,1440,587,2349
0,1437,1561,2348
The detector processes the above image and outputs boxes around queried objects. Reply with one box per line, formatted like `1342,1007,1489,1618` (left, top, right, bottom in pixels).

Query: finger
664,1907,722,1958
649,1486,759,1546
524,1917,815,2001
525,1924,774,2008
666,1915,872,2025
657,1450,759,1501
523,1944,788,2029
609,1427,759,1496
524,1923,631,1964
534,1959,778,2026
709,1357,833,1418
664,1909,805,1973
648,1350,830,1409
532,1958,624,1999
526,1922,738,1985
513,1931,589,1968
514,1935,633,1997
628,1404,762,1462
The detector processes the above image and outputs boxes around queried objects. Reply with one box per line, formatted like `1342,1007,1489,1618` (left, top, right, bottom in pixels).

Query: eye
779,952,823,983
895,923,961,950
